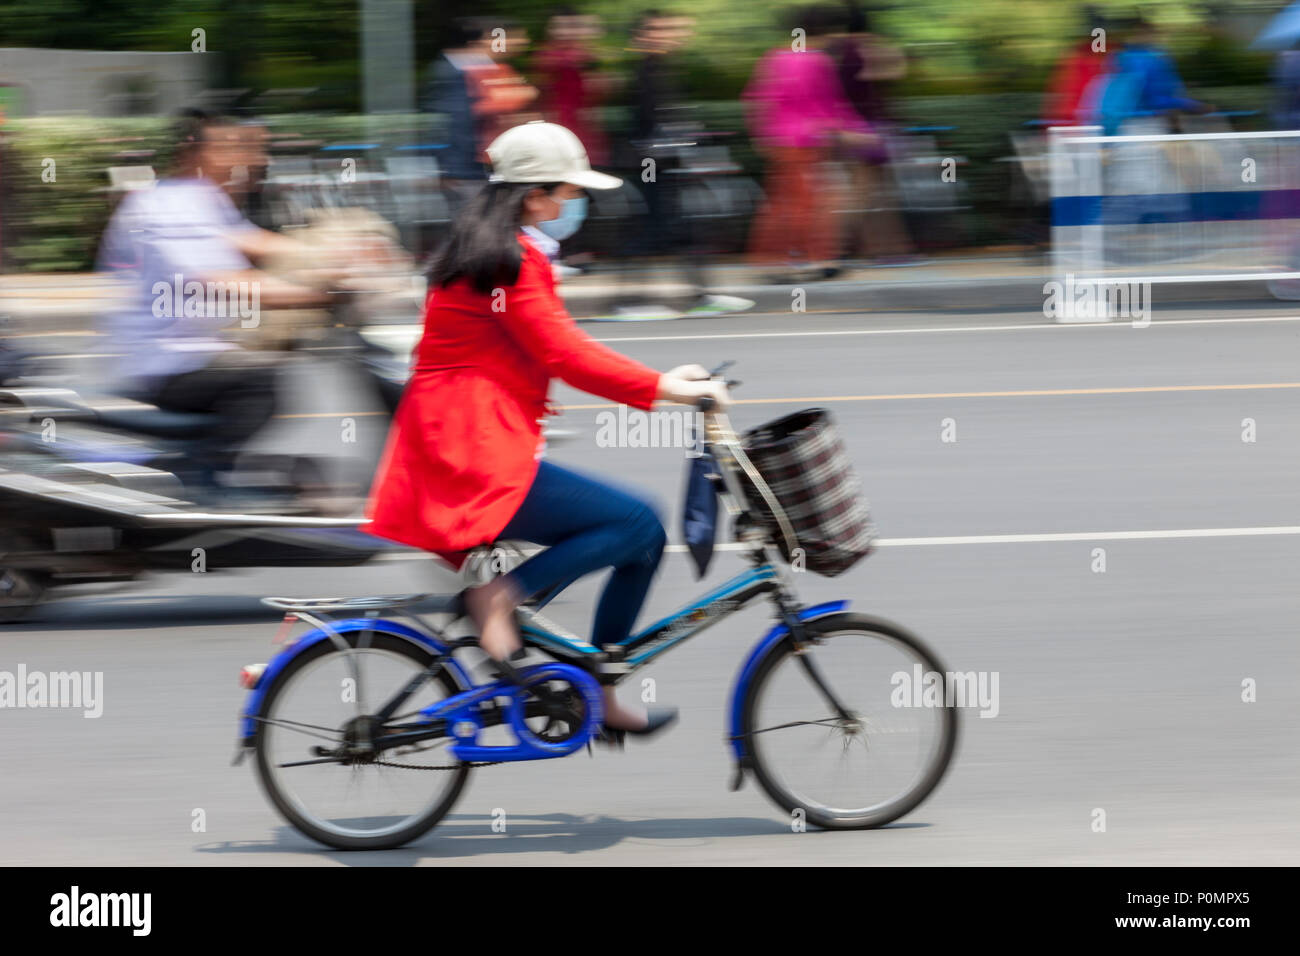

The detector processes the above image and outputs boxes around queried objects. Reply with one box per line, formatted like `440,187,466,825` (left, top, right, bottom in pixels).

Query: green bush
3,118,169,272
1,114,425,272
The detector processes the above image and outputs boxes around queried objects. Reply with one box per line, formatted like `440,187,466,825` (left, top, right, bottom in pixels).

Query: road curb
1,275,1289,333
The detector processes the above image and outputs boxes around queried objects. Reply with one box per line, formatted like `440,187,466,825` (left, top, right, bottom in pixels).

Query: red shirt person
366,233,657,554
533,12,611,167
365,122,727,735
1043,36,1107,125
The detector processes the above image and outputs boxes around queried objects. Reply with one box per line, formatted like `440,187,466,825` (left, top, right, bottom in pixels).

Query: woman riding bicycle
366,121,728,738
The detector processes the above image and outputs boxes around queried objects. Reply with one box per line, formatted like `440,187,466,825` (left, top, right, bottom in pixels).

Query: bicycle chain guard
423,661,604,762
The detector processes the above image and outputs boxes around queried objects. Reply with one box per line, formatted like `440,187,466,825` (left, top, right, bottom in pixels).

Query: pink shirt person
742,47,872,148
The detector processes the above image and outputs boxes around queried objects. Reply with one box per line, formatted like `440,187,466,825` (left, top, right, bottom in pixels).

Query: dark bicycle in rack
234,367,958,850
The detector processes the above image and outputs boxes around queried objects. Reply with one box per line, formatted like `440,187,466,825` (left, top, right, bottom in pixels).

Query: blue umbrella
1253,1,1300,50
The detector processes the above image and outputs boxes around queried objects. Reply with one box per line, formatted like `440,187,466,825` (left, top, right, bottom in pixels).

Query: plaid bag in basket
740,408,876,576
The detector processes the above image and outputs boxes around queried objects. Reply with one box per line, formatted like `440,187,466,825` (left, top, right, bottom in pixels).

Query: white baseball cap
486,121,622,190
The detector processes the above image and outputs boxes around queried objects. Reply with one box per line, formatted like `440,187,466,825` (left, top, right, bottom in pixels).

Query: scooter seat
92,406,219,439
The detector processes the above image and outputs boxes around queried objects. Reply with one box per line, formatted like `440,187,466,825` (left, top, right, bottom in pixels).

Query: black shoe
596,707,679,749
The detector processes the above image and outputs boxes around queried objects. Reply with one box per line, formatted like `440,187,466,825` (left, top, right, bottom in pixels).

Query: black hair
450,16,491,48
632,9,665,39
803,3,846,37
1111,14,1147,30
843,1,871,34
778,5,823,36
170,107,230,171
173,107,224,147
427,180,562,294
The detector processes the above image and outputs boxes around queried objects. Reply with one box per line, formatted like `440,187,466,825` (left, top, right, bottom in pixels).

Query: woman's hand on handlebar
657,372,730,410
664,364,711,382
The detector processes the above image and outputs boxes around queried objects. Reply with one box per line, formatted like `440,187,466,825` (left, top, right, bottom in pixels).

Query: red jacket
365,235,660,555
1043,43,1106,125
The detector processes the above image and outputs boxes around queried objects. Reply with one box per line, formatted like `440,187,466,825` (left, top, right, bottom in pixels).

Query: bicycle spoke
746,620,955,828
277,756,347,769
254,638,469,849
744,716,842,737
252,715,344,742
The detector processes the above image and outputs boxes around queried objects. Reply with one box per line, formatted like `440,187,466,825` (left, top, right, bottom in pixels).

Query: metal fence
1049,122,1300,297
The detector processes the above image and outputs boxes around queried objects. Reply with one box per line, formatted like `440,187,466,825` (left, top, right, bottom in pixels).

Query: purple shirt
742,47,871,148
98,178,256,387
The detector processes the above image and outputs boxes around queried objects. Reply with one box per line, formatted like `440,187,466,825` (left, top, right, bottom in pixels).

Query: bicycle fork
726,597,855,791
773,590,856,723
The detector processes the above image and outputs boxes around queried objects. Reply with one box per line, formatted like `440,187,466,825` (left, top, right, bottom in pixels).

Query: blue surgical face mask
537,195,588,240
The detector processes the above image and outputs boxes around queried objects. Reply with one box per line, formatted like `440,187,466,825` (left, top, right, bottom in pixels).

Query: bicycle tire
742,612,958,830
253,630,470,850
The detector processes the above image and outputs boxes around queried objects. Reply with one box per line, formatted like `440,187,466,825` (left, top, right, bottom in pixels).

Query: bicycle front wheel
742,612,958,830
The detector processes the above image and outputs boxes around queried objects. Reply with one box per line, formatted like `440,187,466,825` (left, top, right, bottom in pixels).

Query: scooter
0,456,401,624
0,299,412,624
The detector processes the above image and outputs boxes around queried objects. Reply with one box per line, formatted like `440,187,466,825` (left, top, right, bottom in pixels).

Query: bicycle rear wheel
742,612,957,830
253,631,470,850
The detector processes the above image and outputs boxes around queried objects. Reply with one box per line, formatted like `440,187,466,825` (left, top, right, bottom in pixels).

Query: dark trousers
143,360,278,467
500,461,667,647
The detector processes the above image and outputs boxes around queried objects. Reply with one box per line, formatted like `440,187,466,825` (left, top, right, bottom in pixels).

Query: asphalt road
3,301,1299,865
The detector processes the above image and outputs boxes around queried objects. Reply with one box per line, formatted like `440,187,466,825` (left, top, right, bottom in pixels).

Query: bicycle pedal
477,649,543,685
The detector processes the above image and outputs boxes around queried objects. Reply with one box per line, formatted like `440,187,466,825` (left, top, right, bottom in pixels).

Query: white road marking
559,380,1300,410
583,313,1300,344
372,524,1300,560
689,525,1300,549
870,525,1300,546
26,313,1300,359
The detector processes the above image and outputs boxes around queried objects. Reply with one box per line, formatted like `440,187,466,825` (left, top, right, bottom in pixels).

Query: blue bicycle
235,393,958,850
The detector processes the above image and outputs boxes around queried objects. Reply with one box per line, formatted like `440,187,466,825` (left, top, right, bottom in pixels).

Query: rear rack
261,592,465,616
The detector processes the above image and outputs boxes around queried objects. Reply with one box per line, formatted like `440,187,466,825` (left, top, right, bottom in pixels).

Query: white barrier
1049,124,1300,318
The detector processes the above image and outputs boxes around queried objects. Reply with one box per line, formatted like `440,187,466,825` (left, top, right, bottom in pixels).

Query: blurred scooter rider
98,109,341,488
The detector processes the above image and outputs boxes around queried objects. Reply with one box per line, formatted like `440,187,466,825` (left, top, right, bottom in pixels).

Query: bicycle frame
517,561,778,667
238,406,856,775
416,403,827,686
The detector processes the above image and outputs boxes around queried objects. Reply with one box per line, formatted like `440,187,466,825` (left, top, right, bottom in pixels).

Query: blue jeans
499,461,667,647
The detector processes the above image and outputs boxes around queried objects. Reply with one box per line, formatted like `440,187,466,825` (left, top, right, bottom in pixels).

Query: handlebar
697,381,741,413
696,360,741,412
695,360,738,412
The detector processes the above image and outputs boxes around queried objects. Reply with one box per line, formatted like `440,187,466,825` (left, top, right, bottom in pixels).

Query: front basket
739,407,877,576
